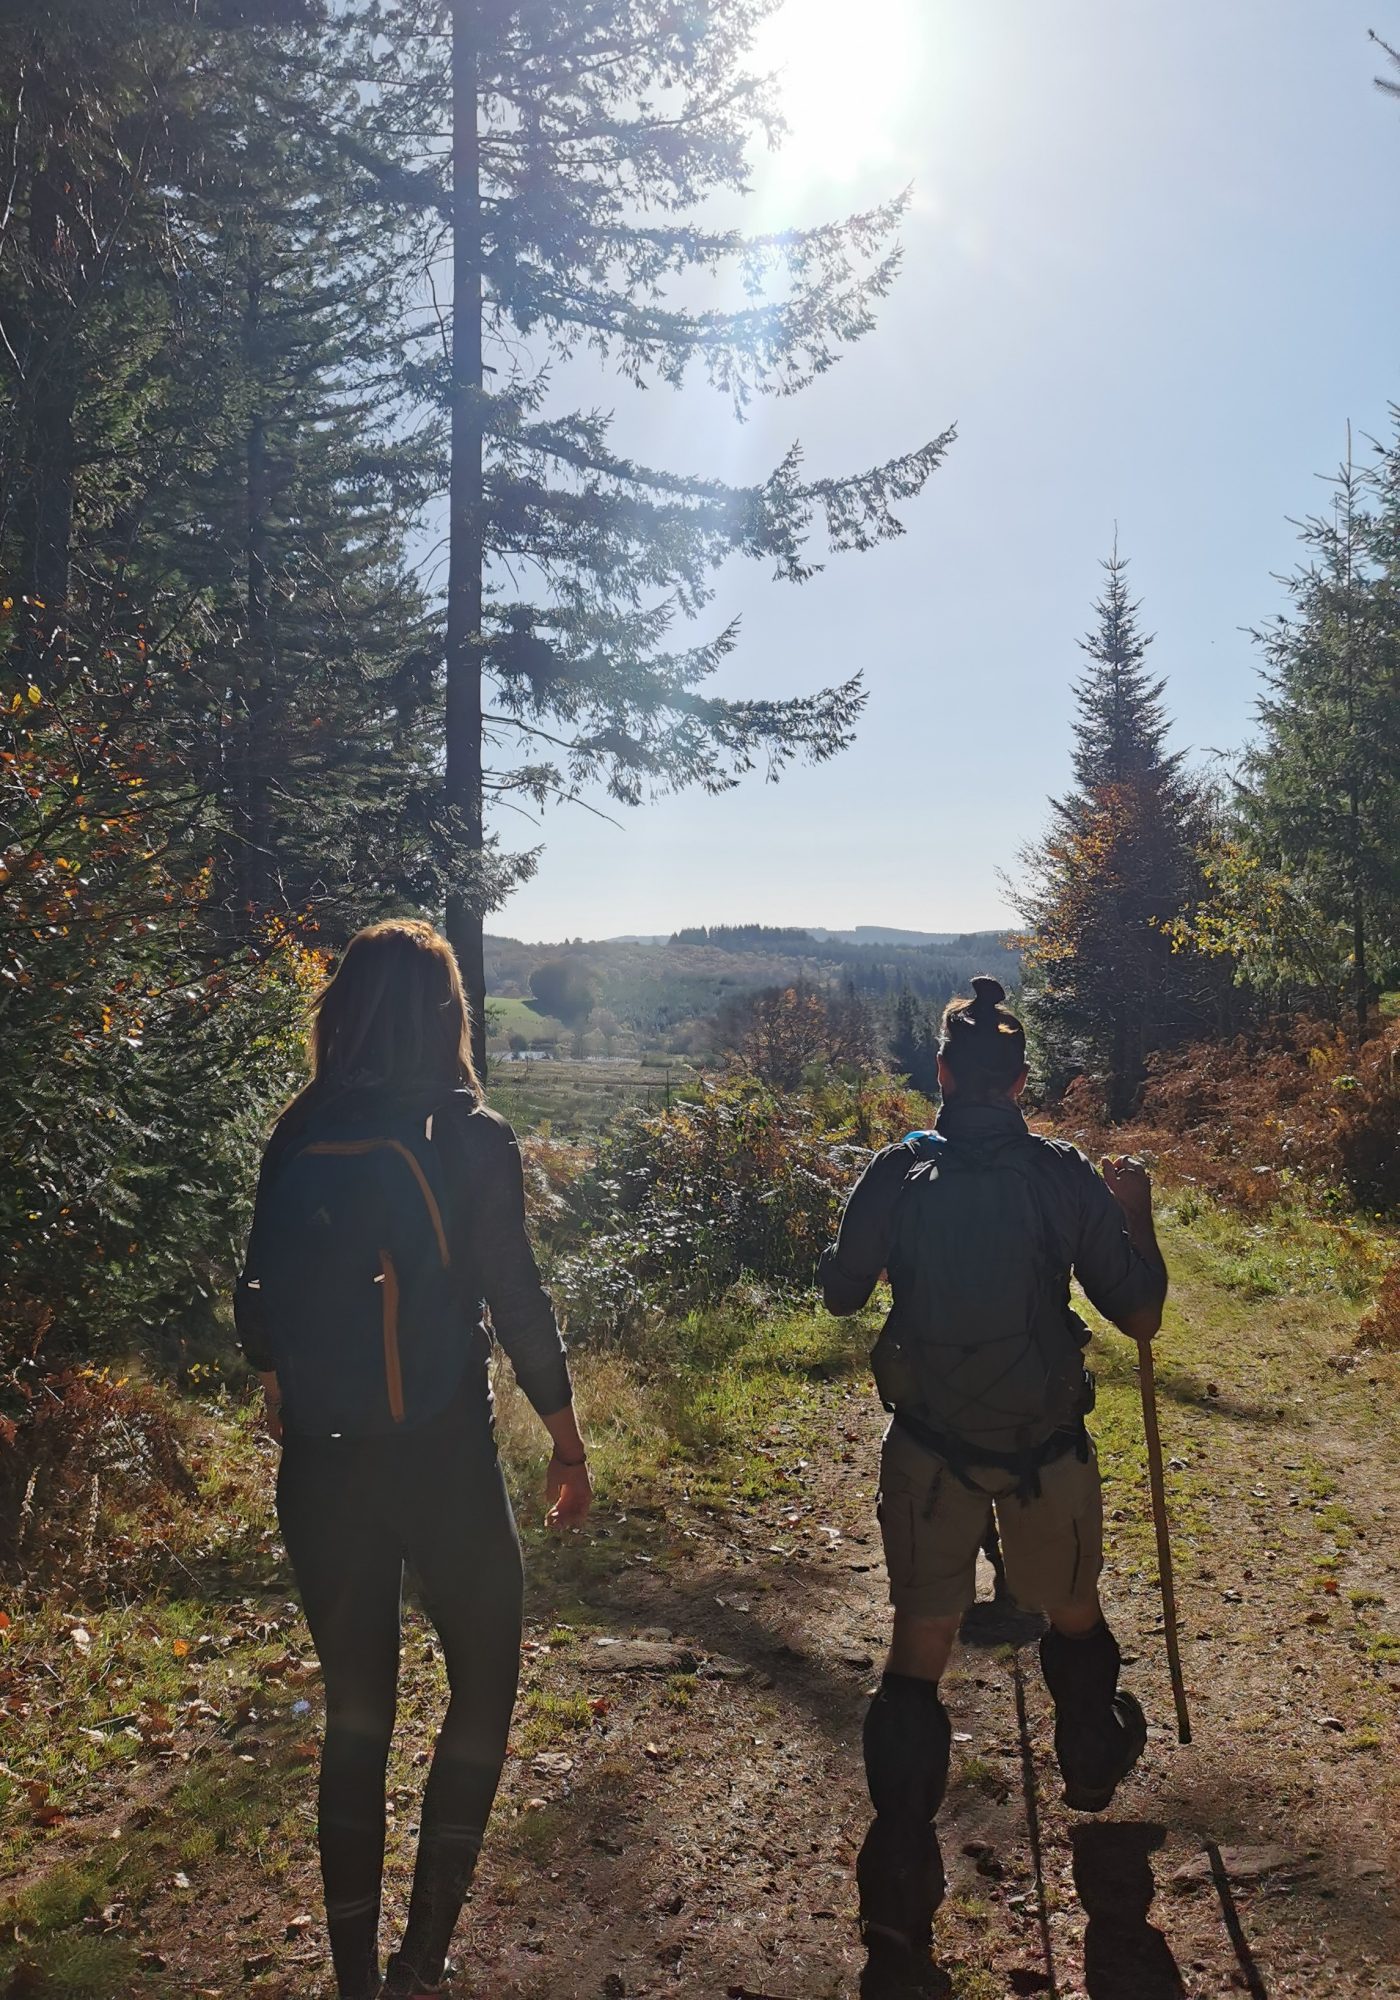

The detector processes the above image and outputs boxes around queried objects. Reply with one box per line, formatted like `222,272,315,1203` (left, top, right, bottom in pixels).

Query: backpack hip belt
891,1408,1090,1503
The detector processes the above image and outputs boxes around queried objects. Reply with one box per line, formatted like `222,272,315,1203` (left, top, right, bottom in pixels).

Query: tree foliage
716,980,882,1090
888,985,941,1095
0,4,416,1362
321,0,953,1053
1016,550,1205,1117
528,956,597,1024
1237,435,1400,1036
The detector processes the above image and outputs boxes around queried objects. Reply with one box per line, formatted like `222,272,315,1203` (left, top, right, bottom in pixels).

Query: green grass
1157,1194,1388,1306
486,1056,690,1136
518,1689,593,1749
485,994,573,1043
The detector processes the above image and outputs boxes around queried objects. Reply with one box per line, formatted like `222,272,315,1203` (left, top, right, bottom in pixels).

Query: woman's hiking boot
1039,1619,1148,1812
378,1957,455,1999
857,1674,951,1964
381,1825,477,1998
326,1894,380,2000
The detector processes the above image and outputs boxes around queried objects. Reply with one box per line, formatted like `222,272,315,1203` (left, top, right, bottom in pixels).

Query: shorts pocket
877,1457,945,1592
877,1485,921,1591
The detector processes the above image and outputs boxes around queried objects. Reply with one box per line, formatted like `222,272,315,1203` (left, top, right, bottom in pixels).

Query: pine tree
1060,545,1186,812
319,0,953,1067
1,3,440,1355
142,64,446,937
1017,550,1202,1116
889,985,939,1095
2,4,442,941
1243,438,1400,1039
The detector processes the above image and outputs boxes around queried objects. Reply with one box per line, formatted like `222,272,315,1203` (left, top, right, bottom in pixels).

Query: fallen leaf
0,1611,11,1630
71,1625,92,1652
172,1871,192,1890
171,1638,191,1658
287,1740,318,1763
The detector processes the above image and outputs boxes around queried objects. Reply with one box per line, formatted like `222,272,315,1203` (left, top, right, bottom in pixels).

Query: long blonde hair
295,920,480,1108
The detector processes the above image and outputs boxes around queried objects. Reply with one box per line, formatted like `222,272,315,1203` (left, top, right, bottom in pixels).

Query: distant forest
483,925,1020,1054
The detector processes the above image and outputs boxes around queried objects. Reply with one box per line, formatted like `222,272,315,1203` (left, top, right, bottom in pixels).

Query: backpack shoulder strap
991,1136,1067,1281
900,1128,945,1160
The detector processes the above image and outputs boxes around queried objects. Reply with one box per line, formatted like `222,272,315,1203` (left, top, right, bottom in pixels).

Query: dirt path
8,1217,1400,2000
444,1330,1400,2000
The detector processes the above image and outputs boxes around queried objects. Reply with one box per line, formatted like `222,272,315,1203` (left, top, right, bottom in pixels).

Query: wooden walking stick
1137,1335,1192,1744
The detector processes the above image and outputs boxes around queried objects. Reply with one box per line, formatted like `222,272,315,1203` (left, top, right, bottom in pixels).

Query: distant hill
484,922,1021,1055
808,925,970,947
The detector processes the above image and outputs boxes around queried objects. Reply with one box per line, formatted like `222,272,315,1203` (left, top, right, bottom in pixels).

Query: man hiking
821,976,1167,1994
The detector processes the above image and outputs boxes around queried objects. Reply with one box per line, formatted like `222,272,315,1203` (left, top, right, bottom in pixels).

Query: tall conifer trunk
14,106,77,687
238,236,274,929
1340,439,1369,1044
445,0,488,1077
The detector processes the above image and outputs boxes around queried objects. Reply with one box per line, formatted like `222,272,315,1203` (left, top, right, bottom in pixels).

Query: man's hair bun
938,972,1026,1092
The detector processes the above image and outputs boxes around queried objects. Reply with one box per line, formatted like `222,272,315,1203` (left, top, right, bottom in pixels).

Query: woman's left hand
546,1452,592,1530
258,1371,283,1444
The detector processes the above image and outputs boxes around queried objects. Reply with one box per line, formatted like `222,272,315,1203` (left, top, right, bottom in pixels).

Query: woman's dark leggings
277,1377,522,1997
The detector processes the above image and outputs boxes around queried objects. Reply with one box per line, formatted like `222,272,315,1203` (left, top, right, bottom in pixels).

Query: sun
752,0,930,197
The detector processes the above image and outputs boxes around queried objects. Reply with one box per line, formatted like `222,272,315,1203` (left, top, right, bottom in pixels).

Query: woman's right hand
546,1452,592,1530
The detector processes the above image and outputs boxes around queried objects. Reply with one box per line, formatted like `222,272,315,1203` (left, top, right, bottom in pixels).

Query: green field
484,1057,691,1136
485,994,573,1043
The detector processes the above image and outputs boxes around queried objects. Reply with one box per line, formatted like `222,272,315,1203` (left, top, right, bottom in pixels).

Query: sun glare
753,0,929,198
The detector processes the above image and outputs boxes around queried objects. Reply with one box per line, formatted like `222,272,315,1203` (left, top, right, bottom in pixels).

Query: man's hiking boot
860,1935,953,1999
858,1674,951,1966
1039,1620,1147,1812
1055,1688,1148,1811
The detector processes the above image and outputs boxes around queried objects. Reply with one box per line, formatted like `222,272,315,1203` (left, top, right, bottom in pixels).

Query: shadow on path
1204,1840,1271,2000
1070,1822,1185,2000
1012,1651,1061,2000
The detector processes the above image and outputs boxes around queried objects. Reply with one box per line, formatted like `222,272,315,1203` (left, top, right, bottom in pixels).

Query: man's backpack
240,1095,469,1437
884,1131,1085,1459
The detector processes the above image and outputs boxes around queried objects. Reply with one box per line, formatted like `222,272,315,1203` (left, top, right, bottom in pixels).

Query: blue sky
494,0,1400,944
